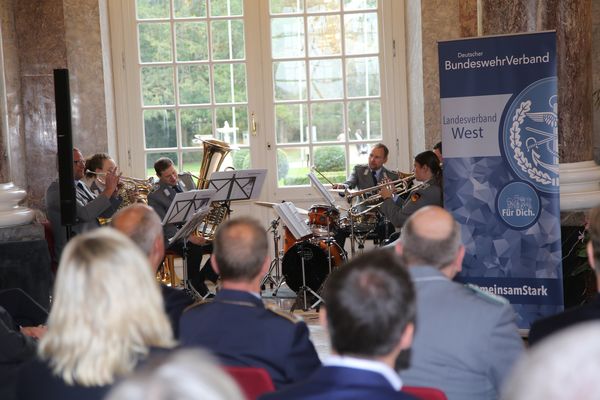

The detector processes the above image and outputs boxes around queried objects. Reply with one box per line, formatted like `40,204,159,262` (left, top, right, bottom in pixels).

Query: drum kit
256,196,385,311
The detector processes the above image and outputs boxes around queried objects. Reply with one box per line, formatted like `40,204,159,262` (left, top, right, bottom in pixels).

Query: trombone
346,174,415,200
350,180,427,216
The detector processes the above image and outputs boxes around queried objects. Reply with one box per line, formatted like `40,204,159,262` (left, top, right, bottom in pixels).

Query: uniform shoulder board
183,298,212,313
465,283,509,305
265,304,302,323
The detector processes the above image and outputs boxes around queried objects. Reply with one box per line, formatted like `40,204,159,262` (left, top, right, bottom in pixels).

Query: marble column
481,0,597,215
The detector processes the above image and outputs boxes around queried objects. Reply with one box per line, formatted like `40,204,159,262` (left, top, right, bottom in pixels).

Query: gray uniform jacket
147,180,189,241
344,165,399,190
400,266,524,400
380,179,442,228
45,180,122,259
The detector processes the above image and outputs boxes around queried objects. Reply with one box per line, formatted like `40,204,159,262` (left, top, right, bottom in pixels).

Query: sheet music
208,169,267,202
161,189,216,226
273,202,311,240
308,172,336,206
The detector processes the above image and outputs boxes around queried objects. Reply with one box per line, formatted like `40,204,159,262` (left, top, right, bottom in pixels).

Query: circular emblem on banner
502,77,558,193
496,182,540,229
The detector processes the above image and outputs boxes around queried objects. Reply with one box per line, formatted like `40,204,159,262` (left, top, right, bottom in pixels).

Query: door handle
251,112,257,136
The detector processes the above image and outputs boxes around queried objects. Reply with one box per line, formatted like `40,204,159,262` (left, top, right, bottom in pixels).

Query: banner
438,32,562,329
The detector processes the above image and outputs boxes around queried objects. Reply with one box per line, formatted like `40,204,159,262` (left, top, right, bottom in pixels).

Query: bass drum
282,239,346,293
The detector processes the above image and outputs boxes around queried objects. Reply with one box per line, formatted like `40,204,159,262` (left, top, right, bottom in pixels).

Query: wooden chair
402,385,448,400
223,366,275,400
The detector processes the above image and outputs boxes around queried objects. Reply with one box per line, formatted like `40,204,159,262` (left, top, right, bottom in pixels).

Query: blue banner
438,32,563,329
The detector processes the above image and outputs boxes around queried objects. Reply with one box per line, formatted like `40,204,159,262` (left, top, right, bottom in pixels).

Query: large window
109,0,408,198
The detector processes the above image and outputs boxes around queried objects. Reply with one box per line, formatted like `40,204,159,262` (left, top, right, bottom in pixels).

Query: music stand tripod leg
296,244,324,311
180,239,203,300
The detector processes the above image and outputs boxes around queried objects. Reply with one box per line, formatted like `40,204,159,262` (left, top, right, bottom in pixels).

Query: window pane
270,0,304,14
215,106,249,145
313,145,347,184
174,0,207,18
348,142,370,168
210,0,243,16
306,0,340,12
343,0,377,10
144,109,177,149
311,102,343,142
273,61,306,101
182,151,204,176
275,104,308,144
178,65,211,104
213,63,248,103
344,12,378,55
348,100,381,140
271,17,305,59
231,148,251,170
307,15,341,57
278,147,310,186
146,152,178,178
176,22,208,61
310,59,343,100
141,66,174,106
137,0,170,19
346,56,380,97
211,20,245,60
139,23,172,63
181,108,212,147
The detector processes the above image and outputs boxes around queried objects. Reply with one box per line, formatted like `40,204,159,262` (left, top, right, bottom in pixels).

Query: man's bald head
111,204,164,270
399,206,462,271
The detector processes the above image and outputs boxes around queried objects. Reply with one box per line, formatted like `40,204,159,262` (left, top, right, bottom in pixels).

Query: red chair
224,366,275,400
402,385,448,400
41,221,58,273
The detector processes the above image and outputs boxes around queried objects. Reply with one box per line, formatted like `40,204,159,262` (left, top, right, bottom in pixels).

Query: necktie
371,170,378,186
77,182,93,202
173,185,182,193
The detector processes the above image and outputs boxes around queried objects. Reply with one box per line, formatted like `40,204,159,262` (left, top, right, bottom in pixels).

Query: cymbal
254,201,309,214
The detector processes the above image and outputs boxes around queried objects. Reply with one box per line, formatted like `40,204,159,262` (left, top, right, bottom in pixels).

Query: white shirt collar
324,355,403,391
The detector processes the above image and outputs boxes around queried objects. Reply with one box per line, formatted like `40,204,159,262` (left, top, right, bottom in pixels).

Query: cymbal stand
296,242,324,311
260,217,286,295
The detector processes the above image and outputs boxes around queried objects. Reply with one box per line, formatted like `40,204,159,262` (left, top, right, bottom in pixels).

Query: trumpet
346,174,415,200
350,181,427,216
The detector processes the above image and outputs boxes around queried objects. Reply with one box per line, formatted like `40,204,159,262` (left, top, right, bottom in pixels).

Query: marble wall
593,0,600,163
0,0,109,210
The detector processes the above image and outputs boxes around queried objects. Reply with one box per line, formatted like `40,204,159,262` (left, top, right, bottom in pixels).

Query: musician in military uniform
379,150,442,229
333,143,399,190
147,157,217,297
179,217,321,388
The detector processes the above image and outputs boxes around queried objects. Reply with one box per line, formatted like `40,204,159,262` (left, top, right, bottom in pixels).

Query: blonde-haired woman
17,228,175,400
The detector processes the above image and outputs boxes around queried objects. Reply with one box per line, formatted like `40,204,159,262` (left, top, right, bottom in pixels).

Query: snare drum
282,237,346,293
308,205,339,237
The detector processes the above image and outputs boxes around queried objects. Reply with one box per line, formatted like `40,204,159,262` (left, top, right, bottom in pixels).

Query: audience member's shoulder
182,298,213,314
463,283,510,308
264,304,305,325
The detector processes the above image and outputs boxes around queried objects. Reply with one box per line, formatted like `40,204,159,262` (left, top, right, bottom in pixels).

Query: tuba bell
195,139,232,240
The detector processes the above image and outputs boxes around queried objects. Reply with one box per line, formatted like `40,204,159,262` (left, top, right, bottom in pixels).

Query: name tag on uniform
164,188,171,197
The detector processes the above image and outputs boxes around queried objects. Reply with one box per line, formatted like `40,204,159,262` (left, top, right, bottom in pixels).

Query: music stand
163,189,216,299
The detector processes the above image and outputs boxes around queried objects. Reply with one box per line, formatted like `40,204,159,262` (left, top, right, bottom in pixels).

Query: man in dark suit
111,204,193,338
179,217,321,388
261,251,417,400
147,157,217,297
45,148,122,259
396,206,523,400
529,205,600,346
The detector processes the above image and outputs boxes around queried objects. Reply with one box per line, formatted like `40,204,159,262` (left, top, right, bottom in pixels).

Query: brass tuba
195,139,232,240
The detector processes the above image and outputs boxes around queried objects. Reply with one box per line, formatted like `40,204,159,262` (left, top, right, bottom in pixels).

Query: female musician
379,150,443,229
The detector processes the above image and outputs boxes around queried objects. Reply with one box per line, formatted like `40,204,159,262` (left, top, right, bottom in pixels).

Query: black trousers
0,288,48,327
167,242,218,295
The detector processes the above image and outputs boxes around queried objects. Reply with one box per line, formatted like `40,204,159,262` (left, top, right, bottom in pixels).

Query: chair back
402,385,448,400
224,366,275,400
